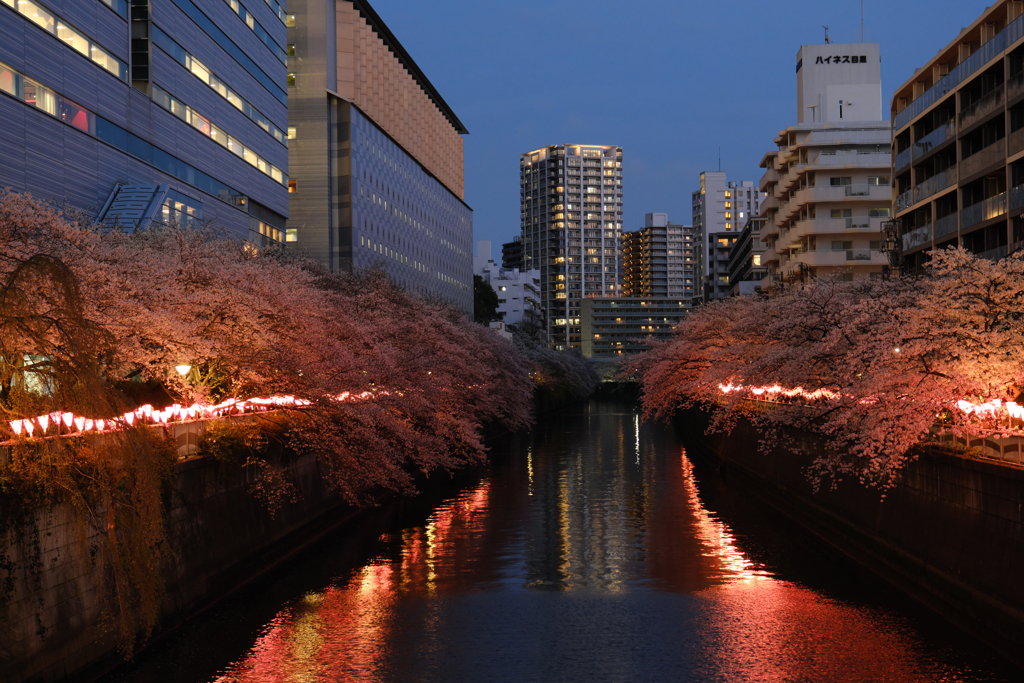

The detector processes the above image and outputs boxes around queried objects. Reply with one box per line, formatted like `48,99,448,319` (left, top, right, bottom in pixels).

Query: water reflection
103,399,1017,683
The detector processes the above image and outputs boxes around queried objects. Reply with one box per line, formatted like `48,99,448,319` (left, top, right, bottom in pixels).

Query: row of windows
151,84,286,186
0,60,249,207
223,0,287,64
171,0,286,105
254,217,283,242
153,26,286,147
2,0,126,81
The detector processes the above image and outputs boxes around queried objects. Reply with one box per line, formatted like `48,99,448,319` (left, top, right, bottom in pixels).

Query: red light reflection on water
212,481,494,682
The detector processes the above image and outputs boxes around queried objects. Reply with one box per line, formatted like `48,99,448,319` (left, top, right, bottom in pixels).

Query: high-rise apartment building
692,174,761,301
621,213,697,300
520,144,623,350
502,236,524,270
758,43,892,289
0,0,288,242
288,0,473,313
727,216,767,296
892,1,1024,270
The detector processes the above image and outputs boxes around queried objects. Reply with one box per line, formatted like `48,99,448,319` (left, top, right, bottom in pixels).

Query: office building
892,1,1024,268
621,212,697,300
581,298,689,359
520,144,623,350
758,43,892,290
0,0,288,241
692,174,761,301
288,0,472,313
727,216,767,296
474,240,542,329
502,236,524,270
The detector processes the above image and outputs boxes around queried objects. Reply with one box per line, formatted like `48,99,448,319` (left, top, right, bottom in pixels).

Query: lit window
753,255,761,266
287,73,295,87
287,126,297,139
288,180,297,193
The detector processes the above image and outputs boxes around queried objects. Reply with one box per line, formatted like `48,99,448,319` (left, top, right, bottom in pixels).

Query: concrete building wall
797,43,883,124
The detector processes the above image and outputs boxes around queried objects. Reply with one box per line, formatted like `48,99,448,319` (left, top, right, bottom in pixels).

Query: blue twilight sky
368,0,987,250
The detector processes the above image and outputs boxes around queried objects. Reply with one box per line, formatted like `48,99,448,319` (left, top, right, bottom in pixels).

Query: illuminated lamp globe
175,364,192,376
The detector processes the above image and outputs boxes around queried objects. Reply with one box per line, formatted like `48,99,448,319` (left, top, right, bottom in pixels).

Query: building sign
95,183,169,231
816,55,869,64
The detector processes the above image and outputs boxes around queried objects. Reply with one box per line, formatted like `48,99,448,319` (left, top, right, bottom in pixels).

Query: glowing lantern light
74,417,85,432
95,419,105,432
124,412,136,426
10,420,23,435
24,421,34,437
62,412,74,428
84,419,94,431
38,415,49,432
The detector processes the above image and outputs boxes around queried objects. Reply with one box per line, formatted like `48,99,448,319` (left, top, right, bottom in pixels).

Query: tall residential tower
520,144,623,349
692,174,761,301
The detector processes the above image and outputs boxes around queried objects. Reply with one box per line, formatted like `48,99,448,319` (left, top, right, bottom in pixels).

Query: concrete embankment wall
680,408,1024,665
0,453,345,683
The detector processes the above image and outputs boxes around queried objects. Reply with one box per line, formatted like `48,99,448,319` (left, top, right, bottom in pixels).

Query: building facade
474,240,542,329
520,144,623,350
727,216,767,296
892,1,1024,269
621,212,696,300
0,0,288,240
580,298,689,359
288,0,473,312
758,43,892,290
691,174,761,301
502,236,524,270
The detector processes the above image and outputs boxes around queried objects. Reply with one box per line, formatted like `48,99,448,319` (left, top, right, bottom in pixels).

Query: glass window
287,126,296,139
0,67,20,97
188,108,211,136
19,0,55,33
188,57,211,85
285,13,295,26
59,96,93,133
56,23,88,58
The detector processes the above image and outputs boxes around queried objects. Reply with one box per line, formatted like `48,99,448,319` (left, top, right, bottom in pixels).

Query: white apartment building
692,173,762,301
759,43,893,289
520,144,624,349
475,240,542,329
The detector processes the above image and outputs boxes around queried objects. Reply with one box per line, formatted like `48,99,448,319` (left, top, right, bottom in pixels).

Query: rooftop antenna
861,0,865,42
718,147,721,172
823,25,830,44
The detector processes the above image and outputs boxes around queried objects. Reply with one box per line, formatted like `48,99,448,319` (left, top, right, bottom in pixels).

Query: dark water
101,399,1020,682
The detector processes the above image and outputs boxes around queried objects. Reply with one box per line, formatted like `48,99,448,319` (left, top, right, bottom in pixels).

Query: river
100,398,1020,682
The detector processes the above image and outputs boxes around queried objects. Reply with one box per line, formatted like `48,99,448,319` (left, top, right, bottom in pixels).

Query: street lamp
174,364,192,377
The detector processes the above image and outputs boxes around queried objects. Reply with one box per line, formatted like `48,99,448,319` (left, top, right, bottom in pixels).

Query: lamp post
879,218,904,275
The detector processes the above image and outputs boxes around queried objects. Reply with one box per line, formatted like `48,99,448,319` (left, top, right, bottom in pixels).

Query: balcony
789,217,878,242
960,139,1005,179
791,249,888,268
1009,70,1024,103
912,121,955,160
895,12,1024,130
1010,183,1024,211
760,194,780,213
802,128,892,146
811,151,892,169
959,86,1005,130
895,147,912,173
961,192,1007,229
760,168,779,192
934,213,959,239
902,224,932,251
1010,126,1024,157
898,166,957,212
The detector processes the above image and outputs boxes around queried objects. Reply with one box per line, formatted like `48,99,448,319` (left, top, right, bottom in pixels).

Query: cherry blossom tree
635,248,1024,490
